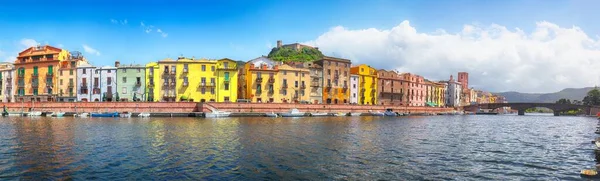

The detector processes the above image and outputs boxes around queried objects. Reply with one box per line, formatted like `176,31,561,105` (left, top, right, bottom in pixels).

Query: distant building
401,73,426,106
286,61,323,104
377,70,404,106
0,63,15,102
14,45,69,102
350,64,378,105
145,62,160,102
57,51,88,102
444,75,462,107
276,40,317,51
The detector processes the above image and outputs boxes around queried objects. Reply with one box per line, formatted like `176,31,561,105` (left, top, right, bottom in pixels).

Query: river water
0,114,597,180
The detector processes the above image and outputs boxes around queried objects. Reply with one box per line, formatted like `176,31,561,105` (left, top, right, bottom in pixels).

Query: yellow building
157,58,177,102
350,64,378,105
277,64,310,103
240,56,280,103
14,45,70,102
145,62,160,102
215,58,238,102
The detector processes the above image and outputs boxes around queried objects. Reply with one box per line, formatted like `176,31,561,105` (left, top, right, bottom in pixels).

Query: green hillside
267,47,324,62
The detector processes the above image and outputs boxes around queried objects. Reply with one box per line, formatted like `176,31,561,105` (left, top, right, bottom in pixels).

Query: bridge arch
463,103,591,116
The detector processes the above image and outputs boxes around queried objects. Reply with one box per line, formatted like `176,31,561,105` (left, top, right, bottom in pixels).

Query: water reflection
0,115,597,180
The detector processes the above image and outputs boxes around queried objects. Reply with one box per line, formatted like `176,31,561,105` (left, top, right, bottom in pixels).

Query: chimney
277,40,282,48
115,60,120,67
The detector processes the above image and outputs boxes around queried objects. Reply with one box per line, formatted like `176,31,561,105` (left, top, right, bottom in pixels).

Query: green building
115,61,145,101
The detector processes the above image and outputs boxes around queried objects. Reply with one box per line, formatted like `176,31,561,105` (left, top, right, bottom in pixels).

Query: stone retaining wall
200,102,455,114
0,102,198,113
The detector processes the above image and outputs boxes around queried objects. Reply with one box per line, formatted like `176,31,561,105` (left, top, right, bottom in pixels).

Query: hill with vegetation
495,87,594,103
267,47,324,62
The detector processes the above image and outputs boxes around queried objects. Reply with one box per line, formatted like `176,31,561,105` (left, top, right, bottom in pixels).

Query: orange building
315,56,351,104
14,45,70,102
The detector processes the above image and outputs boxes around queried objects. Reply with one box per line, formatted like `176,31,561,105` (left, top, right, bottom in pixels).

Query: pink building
400,73,426,107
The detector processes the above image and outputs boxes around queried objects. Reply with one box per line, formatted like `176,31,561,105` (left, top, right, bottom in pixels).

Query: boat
349,112,362,116
581,169,600,178
265,112,278,117
334,112,346,116
91,112,119,117
310,112,329,117
120,112,132,118
53,112,65,117
138,112,150,117
27,111,42,117
369,110,385,116
205,110,231,118
45,112,55,117
76,113,89,117
384,109,397,116
280,108,305,117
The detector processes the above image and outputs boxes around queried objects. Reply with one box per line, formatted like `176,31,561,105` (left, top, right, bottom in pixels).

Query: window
60,70,63,76
295,72,298,76
344,71,347,76
122,87,127,94
33,89,38,95
201,77,206,83
224,96,230,102
302,73,305,77
201,65,206,71
210,88,215,94
224,62,229,68
60,79,63,85
211,66,215,71
283,89,287,95
48,65,53,75
108,70,111,73
83,69,87,74
122,69,126,73
201,88,206,94
224,83,229,90
122,77,127,83
257,72,262,78
137,69,141,73
95,70,99,74
210,78,215,84
184,64,188,71
171,66,176,73
327,69,331,75
353,84,356,88
183,76,188,83
224,72,230,81
283,79,287,87
108,77,112,85
69,79,73,86
283,71,287,75
94,78,99,87
295,81,298,87
33,66,38,75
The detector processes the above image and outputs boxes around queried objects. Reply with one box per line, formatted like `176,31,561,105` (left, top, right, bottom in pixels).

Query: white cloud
305,20,600,93
157,29,168,38
82,44,101,56
111,19,127,25
20,38,39,48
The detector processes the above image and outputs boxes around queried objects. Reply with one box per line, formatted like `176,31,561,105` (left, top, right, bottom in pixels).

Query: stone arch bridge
462,103,592,116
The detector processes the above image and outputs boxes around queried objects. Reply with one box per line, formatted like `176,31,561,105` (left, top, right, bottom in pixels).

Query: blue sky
1,0,599,92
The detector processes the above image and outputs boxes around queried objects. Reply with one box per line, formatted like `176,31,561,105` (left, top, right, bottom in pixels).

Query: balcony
46,72,54,77
256,77,263,83
18,82,24,87
183,68,188,73
149,72,154,77
170,71,176,75
182,81,189,87
325,83,332,88
256,89,262,94
148,81,154,87
81,83,88,88
311,82,320,87
32,82,39,87
268,89,274,94
17,74,24,78
163,70,169,75
282,83,288,88
334,74,339,80
170,82,175,86
135,81,142,87
300,84,306,89
268,77,275,83
200,82,206,87
224,77,230,83
31,73,39,78
68,82,74,87
217,65,237,70
163,82,168,86
209,82,215,87
80,88,88,94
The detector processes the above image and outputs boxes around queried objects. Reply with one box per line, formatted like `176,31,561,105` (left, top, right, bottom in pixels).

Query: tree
583,87,600,106
556,98,571,104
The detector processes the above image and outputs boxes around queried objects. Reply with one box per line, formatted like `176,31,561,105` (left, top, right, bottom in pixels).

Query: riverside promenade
0,102,456,115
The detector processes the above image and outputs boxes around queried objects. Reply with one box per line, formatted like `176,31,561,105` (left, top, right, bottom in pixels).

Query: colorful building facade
57,51,87,102
215,58,238,102
278,64,310,103
240,57,280,103
401,73,426,106
116,61,145,101
350,74,359,104
145,62,160,102
14,45,69,102
99,66,117,102
350,64,378,105
76,62,99,102
158,59,177,102
0,63,15,102
315,56,351,104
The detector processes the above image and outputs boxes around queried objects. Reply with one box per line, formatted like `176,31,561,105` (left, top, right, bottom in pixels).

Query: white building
76,62,99,102
445,75,462,107
350,74,359,104
0,63,15,103
99,66,117,102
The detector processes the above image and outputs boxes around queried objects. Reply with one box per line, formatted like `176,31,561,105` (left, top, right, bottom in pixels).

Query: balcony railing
182,81,189,87
148,81,154,87
268,89,274,94
200,82,206,87
209,82,215,87
311,82,319,87
17,74,24,78
163,82,168,86
135,81,141,86
268,77,275,83
18,82,24,87
170,71,176,75
256,77,263,82
282,83,288,88
217,65,237,70
183,68,188,73
224,77,230,83
31,73,39,77
256,89,262,94
32,82,39,87
170,82,175,86
46,72,54,77
300,84,306,89
81,83,88,88
68,82,74,87
334,74,339,80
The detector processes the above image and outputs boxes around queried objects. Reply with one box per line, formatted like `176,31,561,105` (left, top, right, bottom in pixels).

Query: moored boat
205,110,231,118
120,112,132,118
28,111,42,117
384,109,397,116
53,112,65,117
91,112,119,117
76,113,89,117
334,112,346,116
369,110,385,116
349,112,362,116
281,108,305,117
138,112,150,117
310,112,329,117
265,112,278,117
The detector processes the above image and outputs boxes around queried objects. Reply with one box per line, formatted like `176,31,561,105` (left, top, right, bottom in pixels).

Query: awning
426,102,436,107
